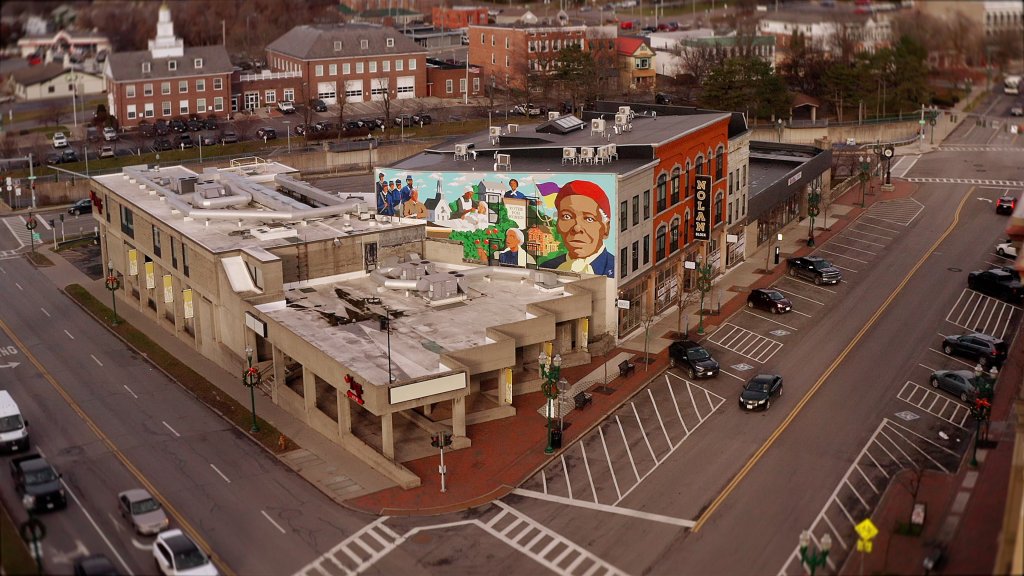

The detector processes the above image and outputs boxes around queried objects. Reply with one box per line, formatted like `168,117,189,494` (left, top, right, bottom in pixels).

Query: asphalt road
0,254,375,575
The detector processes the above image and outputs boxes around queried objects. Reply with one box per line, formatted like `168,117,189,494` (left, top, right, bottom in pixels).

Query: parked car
787,256,842,285
103,127,118,141
996,240,1018,258
61,149,79,163
511,104,543,117
220,131,239,144
52,132,68,148
139,122,155,137
203,117,218,130
668,340,720,379
256,127,277,140
174,134,195,149
186,119,203,132
11,453,67,512
310,99,328,112
99,145,116,159
46,152,63,165
277,101,296,114
393,116,413,127
153,138,174,151
942,332,1006,368
86,126,99,142
371,117,387,129
344,120,365,131
739,374,783,411
314,121,335,132
73,553,120,576
412,113,432,125
746,288,792,313
169,119,187,133
655,92,672,105
293,124,308,135
69,198,93,215
118,488,169,535
154,120,170,136
1011,105,1024,117
996,194,1016,214
929,370,979,403
152,529,218,576
967,267,1023,303
200,134,216,146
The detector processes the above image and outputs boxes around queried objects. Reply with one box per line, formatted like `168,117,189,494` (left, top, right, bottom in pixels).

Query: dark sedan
746,288,792,314
929,370,978,403
169,119,187,133
256,127,277,140
739,374,783,411
73,553,120,576
153,138,173,151
996,194,1016,215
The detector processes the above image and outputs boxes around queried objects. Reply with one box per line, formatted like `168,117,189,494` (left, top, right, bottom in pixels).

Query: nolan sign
693,174,712,241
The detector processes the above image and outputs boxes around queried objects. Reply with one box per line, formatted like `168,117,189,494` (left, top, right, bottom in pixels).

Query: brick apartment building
431,6,489,30
467,22,587,94
265,23,429,106
104,4,232,127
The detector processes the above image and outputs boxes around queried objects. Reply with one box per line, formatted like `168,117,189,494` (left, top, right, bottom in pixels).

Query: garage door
317,81,337,105
345,79,364,103
396,76,415,99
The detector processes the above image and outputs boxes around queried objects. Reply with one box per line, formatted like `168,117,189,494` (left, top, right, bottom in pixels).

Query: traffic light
344,374,364,405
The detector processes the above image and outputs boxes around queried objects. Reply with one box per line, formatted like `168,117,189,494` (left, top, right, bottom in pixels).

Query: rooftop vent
250,225,298,241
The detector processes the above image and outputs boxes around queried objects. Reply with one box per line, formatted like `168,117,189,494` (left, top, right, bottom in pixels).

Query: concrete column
302,366,315,418
337,386,352,436
498,367,513,406
577,318,589,351
271,346,284,404
381,412,395,459
452,396,466,438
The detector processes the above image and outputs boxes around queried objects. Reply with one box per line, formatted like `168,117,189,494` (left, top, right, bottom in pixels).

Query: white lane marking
511,488,696,527
852,220,900,233
717,368,746,382
792,309,813,318
16,282,23,290
926,349,978,368
40,308,51,317
131,538,150,551
742,309,799,330
826,241,878,255
162,421,181,437
918,364,938,373
123,385,138,399
210,464,231,483
64,329,75,339
91,355,103,366
836,234,886,247
832,264,860,273
261,510,287,534
615,414,641,483
774,287,825,305
846,227,894,240
579,437,598,503
0,266,5,274
60,479,135,575
779,276,839,294
598,426,622,501
817,248,869,264
893,154,920,178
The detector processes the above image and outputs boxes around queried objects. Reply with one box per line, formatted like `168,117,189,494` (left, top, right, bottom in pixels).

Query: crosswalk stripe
906,177,1024,187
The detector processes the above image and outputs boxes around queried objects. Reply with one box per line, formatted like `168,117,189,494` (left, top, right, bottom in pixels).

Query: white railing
238,70,303,82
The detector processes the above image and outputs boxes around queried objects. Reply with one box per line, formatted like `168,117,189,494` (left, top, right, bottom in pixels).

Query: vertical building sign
145,261,155,289
182,289,194,319
693,175,712,241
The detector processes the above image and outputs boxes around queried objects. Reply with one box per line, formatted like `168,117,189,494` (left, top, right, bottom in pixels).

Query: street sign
31,233,41,241
855,518,878,541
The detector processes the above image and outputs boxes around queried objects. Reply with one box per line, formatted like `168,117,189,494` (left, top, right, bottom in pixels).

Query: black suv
996,194,1016,215
256,127,277,140
310,99,328,112
942,333,1006,367
967,267,1023,303
668,340,720,379
68,198,92,215
153,138,173,151
787,256,842,285
174,134,194,149
169,119,187,133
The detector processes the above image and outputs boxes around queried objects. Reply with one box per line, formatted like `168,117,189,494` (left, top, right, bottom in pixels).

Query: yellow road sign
855,518,878,541
857,539,874,553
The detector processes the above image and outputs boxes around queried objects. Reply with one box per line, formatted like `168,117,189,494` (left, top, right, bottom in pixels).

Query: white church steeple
148,2,184,58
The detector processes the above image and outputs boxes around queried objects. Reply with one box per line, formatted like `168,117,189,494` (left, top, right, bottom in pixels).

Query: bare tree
233,113,258,140
41,101,65,127
372,78,394,132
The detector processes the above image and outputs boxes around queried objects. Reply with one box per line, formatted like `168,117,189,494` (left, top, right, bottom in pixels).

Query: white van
0,390,30,453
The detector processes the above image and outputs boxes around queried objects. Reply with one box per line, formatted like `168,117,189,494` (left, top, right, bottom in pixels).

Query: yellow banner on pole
145,261,155,289
182,289,194,319
163,275,173,303
128,249,138,275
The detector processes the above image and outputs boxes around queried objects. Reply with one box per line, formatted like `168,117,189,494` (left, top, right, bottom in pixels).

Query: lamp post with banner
807,183,820,247
538,351,562,454
105,260,120,325
243,346,260,433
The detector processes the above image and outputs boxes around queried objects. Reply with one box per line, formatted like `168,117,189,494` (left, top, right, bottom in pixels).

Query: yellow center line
0,316,235,576
692,185,974,533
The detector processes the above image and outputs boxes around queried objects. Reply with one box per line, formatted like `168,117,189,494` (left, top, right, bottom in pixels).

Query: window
657,176,667,212
383,60,390,72
671,167,681,204
408,58,416,70
446,79,453,94
152,226,161,257
324,64,334,76
182,245,189,277
620,247,628,278
684,161,692,198
126,104,137,120
635,58,650,69
144,103,154,117
213,97,224,112
196,98,206,113
283,88,294,101
356,62,364,73
491,35,495,46
360,39,369,50
695,155,704,176
369,61,377,73
714,191,723,223
620,200,628,230
742,164,747,186
178,80,188,94
168,60,177,71
334,41,343,51
643,235,650,264
505,38,510,48
632,196,639,226
315,65,324,76
142,62,151,74
194,58,203,69
505,55,510,67
395,59,403,71
632,240,639,271
480,33,485,44
386,38,395,48
120,206,135,238
179,100,188,115
473,77,480,91
264,90,276,103
143,83,153,96
213,77,222,90
126,85,136,98
196,79,205,92
343,63,351,74
161,82,171,95
643,189,650,219
683,210,690,245
656,226,666,260
170,239,177,268
715,146,724,179
670,219,679,253
492,54,496,65
460,78,467,93
162,101,171,116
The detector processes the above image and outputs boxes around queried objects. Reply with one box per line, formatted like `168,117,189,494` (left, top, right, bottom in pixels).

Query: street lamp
858,155,870,208
806,183,820,247
243,346,260,433
776,118,784,142
105,260,120,325
799,530,832,576
556,377,569,433
538,351,562,454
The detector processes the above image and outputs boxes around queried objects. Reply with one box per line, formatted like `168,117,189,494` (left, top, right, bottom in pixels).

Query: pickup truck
786,256,842,285
11,453,67,512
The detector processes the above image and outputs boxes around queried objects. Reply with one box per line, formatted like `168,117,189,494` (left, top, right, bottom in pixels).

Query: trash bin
550,429,562,450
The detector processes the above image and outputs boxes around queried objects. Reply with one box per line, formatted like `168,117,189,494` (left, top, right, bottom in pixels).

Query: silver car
929,370,978,403
119,488,169,535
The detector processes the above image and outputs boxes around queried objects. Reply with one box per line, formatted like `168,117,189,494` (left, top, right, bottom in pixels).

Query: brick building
467,22,587,94
431,6,489,30
104,4,232,128
265,23,429,106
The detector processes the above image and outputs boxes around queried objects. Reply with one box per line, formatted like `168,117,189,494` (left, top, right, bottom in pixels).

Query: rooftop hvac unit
489,125,502,145
454,143,469,160
494,153,511,171
548,111,560,120
615,113,628,126
507,123,519,133
618,106,631,116
591,118,606,135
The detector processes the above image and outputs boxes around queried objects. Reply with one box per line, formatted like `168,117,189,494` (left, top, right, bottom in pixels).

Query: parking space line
616,415,641,483
631,402,659,463
598,427,622,500
836,233,887,247
897,381,970,428
717,368,745,382
647,389,672,448
859,215,906,230
854,465,879,494
780,277,839,294
561,454,573,500
579,441,598,504
774,287,825,305
865,451,888,479
817,248,869,264
846,227,895,240
851,221,899,235
846,478,869,510
832,264,859,273
542,468,548,494
826,241,878,255
741,310,799,330
666,379,690,434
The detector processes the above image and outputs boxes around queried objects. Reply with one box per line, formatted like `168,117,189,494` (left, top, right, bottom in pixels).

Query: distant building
5,62,103,102
616,37,656,95
467,22,587,93
650,32,777,77
16,28,112,63
757,9,895,56
104,3,232,127
431,6,489,29
916,0,1022,38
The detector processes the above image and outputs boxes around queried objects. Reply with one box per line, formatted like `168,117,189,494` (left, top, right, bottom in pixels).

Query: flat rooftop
93,159,422,254
260,263,572,386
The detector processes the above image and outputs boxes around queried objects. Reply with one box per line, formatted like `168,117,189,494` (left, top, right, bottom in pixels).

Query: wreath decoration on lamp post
242,366,262,389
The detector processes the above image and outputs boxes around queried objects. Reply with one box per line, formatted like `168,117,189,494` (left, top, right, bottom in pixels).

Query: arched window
695,155,704,176
684,161,692,198
671,166,681,204
670,218,680,254
657,173,668,212
656,225,667,260
715,191,724,223
715,145,725,180
683,209,690,246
